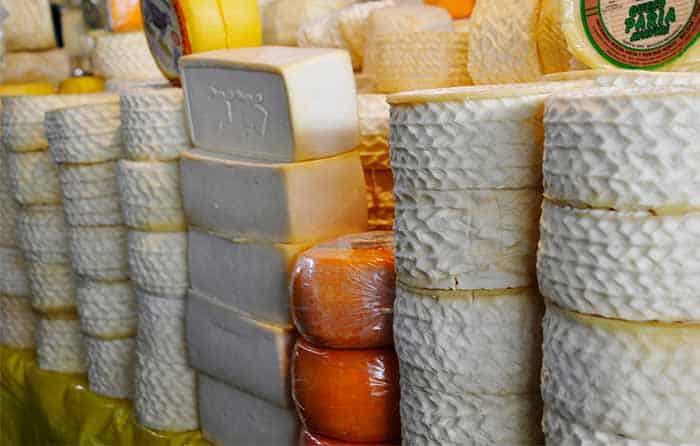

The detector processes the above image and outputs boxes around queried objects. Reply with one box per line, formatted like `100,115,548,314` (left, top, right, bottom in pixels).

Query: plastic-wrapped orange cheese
300,430,399,445
290,231,395,349
292,340,401,443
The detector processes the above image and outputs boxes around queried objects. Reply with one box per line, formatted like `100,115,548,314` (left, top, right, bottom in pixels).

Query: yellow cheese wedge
59,77,106,94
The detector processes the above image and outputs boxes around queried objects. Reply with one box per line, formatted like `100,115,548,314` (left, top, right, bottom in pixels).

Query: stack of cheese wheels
539,84,700,444
388,81,595,445
179,47,368,445
91,31,165,84
290,232,400,445
117,88,197,432
45,96,136,399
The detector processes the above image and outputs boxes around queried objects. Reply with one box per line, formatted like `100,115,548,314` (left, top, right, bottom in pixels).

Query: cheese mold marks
180,47,358,163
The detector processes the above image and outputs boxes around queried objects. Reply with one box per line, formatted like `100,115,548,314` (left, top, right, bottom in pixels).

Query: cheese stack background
290,232,400,445
90,31,164,85
179,46,367,445
45,96,136,399
117,87,198,432
539,85,700,444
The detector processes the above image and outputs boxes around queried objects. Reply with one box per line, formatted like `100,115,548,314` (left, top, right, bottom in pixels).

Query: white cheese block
181,149,367,244
543,69,700,87
262,0,357,46
356,94,390,170
189,228,308,325
0,192,19,247
117,160,185,232
7,151,62,206
198,373,299,446
0,295,36,348
180,47,358,163
92,32,165,81
539,200,700,321
2,0,56,51
17,205,70,263
134,351,199,432
467,0,542,84
543,304,700,443
63,195,124,227
27,261,77,313
84,336,135,399
36,317,87,374
127,231,188,298
394,188,540,290
337,0,396,67
0,246,29,297
58,162,120,201
136,290,188,365
1,50,71,85
69,226,129,281
187,288,296,408
394,284,544,396
76,279,137,339
544,86,700,212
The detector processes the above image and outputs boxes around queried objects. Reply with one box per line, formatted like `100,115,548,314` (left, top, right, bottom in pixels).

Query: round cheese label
581,0,700,68
141,0,184,81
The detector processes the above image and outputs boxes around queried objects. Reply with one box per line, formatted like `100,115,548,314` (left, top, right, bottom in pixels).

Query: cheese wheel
0,295,36,348
263,0,357,46
0,245,30,297
301,430,399,446
69,225,129,281
0,83,56,96
127,231,188,298
63,196,124,227
27,261,76,313
116,160,186,232
92,32,165,81
58,162,120,201
543,304,700,443
141,0,262,82
76,279,137,339
356,94,390,170
536,0,572,74
468,0,542,84
2,0,56,51
17,205,70,263
544,86,700,212
337,0,396,67
135,291,188,365
59,77,106,94
7,151,62,206
84,336,135,399
543,69,700,87
291,231,395,349
36,317,86,374
1,50,71,85
425,0,474,19
292,340,401,443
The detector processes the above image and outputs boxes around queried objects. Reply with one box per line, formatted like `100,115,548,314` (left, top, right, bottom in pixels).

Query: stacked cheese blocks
91,31,165,85
290,232,400,445
388,82,594,445
539,85,700,444
45,95,136,399
179,46,368,445
117,87,198,432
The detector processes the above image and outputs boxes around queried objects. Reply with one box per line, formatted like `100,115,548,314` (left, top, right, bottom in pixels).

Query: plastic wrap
301,430,400,445
290,231,395,349
365,169,394,231
291,339,401,443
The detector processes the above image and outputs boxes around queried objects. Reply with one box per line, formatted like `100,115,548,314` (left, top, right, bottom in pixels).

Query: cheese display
68,225,129,281
262,0,357,46
1,50,71,85
336,0,396,68
301,431,400,446
135,291,188,365
141,0,262,83
198,373,300,445
0,295,36,348
0,246,30,296
290,231,395,349
365,169,394,230
188,228,308,325
180,47,358,162
84,336,135,399
536,0,572,74
127,231,187,297
1,0,56,51
544,86,700,212
180,149,367,244
36,317,86,373
26,262,76,313
116,160,186,231
187,288,296,407
92,32,165,81
7,150,62,205
543,69,700,87
292,340,401,443
356,94,390,170
17,205,70,263
75,279,137,338
59,77,107,95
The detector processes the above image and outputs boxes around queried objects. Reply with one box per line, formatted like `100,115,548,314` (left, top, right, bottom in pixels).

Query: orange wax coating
425,0,475,18
300,429,400,445
292,340,401,443
290,231,396,349
110,0,143,32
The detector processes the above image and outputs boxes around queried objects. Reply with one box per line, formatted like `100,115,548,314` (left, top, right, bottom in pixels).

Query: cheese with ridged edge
127,231,188,298
84,336,135,399
1,50,71,85
2,0,56,51
356,94,389,170
262,0,357,46
0,295,36,348
69,226,129,281
92,32,165,81
136,290,188,365
36,317,86,374
17,205,70,263
7,151,62,205
59,162,121,201
27,261,76,313
0,246,29,297
76,279,137,338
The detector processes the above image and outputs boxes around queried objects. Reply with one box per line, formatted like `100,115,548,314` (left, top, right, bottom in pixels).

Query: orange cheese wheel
425,0,475,19
292,340,401,443
290,231,395,349
300,430,399,446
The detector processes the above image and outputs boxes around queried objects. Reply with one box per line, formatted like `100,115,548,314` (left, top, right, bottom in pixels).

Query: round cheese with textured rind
69,226,129,281
27,261,76,313
59,162,120,200
544,86,700,212
63,195,124,227
543,304,700,443
92,32,165,81
543,69,700,87
136,290,188,365
357,94,389,170
539,200,700,321
127,231,188,297
17,205,70,263
134,350,198,432
0,246,29,297
0,193,19,248
7,151,62,205
76,279,137,339
1,49,72,85
2,0,56,51
0,295,36,348
394,187,540,290
337,0,395,67
84,335,135,399
117,161,185,231
262,0,358,46
36,317,86,374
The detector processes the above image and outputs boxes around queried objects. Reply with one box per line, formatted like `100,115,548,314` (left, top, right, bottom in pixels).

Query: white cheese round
7,150,62,205
76,279,137,339
84,336,135,399
36,317,86,374
0,246,29,297
69,225,129,281
136,290,188,365
0,295,36,348
0,192,19,247
17,205,70,263
59,162,121,200
26,261,77,313
127,231,188,298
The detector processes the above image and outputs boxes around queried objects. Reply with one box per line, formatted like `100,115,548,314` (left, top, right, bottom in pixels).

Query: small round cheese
76,279,137,339
27,261,77,313
0,246,30,297
7,150,62,206
84,336,135,399
136,290,188,365
0,295,36,348
69,225,129,281
17,205,70,263
127,230,188,298
36,317,86,374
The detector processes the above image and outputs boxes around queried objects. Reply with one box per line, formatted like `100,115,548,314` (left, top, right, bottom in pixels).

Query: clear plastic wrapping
292,339,401,443
301,429,399,445
290,231,395,349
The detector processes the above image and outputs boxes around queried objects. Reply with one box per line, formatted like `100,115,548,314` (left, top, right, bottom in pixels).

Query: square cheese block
180,47,358,162
181,149,368,244
187,288,297,408
189,227,310,325
198,373,299,446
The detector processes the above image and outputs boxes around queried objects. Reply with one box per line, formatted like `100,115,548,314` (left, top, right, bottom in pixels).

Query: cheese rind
7,151,62,205
59,162,121,200
187,288,296,408
127,231,188,298
36,318,87,374
76,279,137,338
84,336,135,399
1,50,71,85
69,226,129,281
27,261,77,313
63,195,124,227
17,205,70,263
0,295,36,348
0,194,19,248
181,149,368,244
136,291,188,365
262,0,357,46
181,47,358,163
357,94,390,170
543,69,700,87
92,32,165,81
0,246,30,297
2,0,56,51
